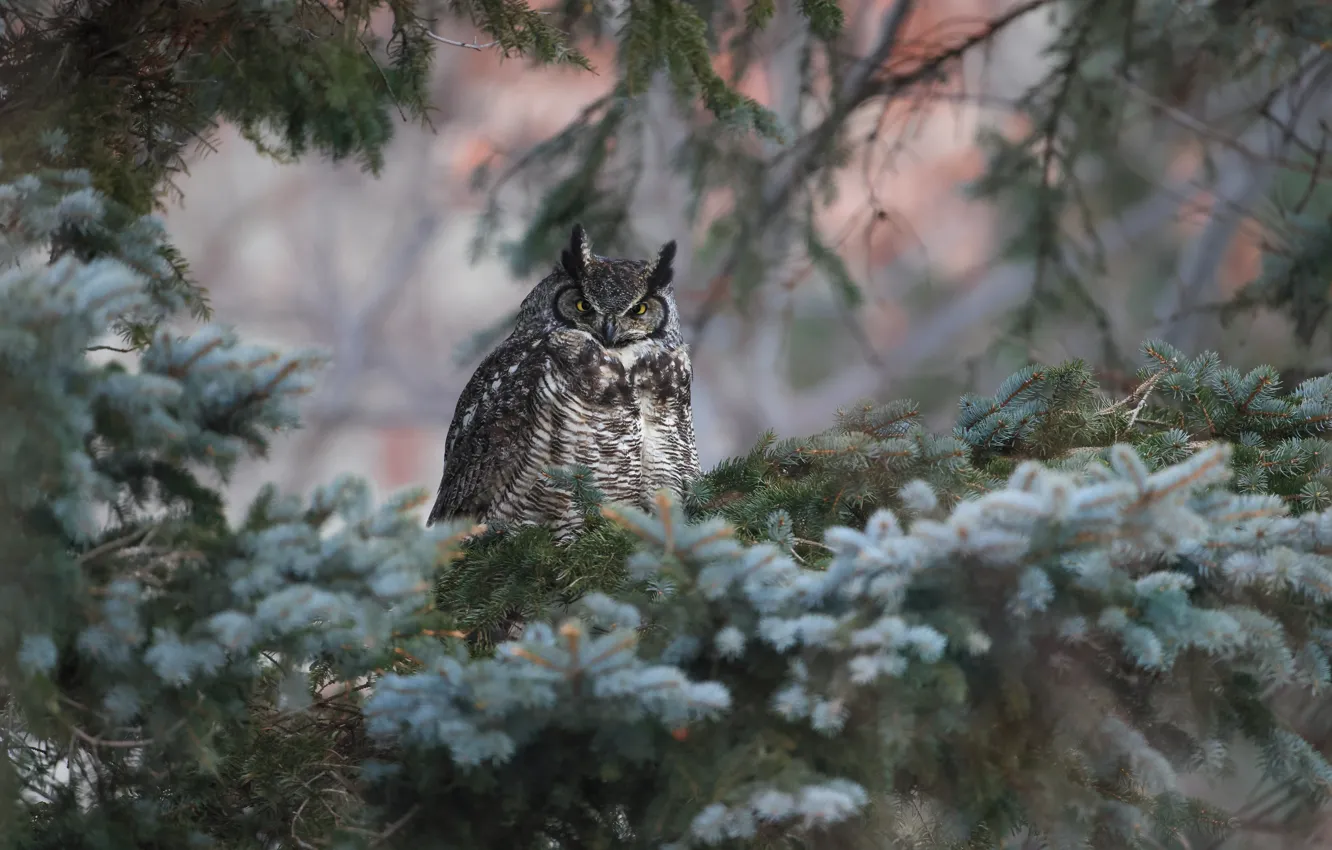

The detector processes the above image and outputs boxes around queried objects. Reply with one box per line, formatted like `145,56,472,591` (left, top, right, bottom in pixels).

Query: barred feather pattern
427,239,700,542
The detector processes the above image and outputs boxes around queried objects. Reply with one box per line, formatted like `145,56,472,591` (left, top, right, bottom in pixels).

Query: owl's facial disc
552,226,677,347
554,283,665,347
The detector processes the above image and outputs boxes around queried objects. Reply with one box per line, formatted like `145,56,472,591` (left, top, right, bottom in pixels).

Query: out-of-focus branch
630,70,695,266
1117,75,1332,177
688,0,920,338
881,176,1202,382
840,0,914,104
689,0,1055,337
193,130,467,492
302,207,445,424
1160,52,1332,351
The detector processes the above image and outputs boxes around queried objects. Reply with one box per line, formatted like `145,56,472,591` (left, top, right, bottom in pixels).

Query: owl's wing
426,343,549,526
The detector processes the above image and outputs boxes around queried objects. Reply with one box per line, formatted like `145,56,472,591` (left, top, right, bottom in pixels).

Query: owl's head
537,224,679,348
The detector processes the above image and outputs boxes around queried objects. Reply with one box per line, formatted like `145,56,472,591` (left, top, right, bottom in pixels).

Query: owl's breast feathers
626,345,701,499
427,330,700,531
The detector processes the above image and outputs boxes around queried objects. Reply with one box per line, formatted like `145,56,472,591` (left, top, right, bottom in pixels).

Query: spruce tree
5,0,1332,848
6,153,1332,846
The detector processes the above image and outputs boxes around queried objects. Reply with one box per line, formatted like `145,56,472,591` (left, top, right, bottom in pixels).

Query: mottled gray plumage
427,224,701,540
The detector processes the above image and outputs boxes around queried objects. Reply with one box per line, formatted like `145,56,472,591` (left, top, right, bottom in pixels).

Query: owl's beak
600,317,621,346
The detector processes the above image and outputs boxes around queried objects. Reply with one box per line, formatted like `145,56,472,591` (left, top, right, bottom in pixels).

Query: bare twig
794,536,832,551
266,680,375,727
65,717,186,750
372,804,421,846
78,526,157,564
290,798,318,850
426,31,499,51
199,133,466,490
1096,368,1167,430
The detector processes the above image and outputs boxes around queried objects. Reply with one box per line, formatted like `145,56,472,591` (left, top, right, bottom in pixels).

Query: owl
426,224,701,540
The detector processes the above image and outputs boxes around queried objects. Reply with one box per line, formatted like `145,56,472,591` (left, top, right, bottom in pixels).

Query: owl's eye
575,300,590,313
633,302,648,316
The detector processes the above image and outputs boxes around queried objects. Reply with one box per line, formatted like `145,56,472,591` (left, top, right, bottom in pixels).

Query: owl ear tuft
561,223,594,280
644,239,677,291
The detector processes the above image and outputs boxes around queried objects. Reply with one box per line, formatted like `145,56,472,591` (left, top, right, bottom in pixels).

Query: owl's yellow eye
575,300,590,313
634,302,648,315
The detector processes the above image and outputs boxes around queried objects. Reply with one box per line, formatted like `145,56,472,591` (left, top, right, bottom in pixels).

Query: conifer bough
4,164,1332,850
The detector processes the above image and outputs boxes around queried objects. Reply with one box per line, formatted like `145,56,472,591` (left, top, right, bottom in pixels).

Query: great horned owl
426,224,701,540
